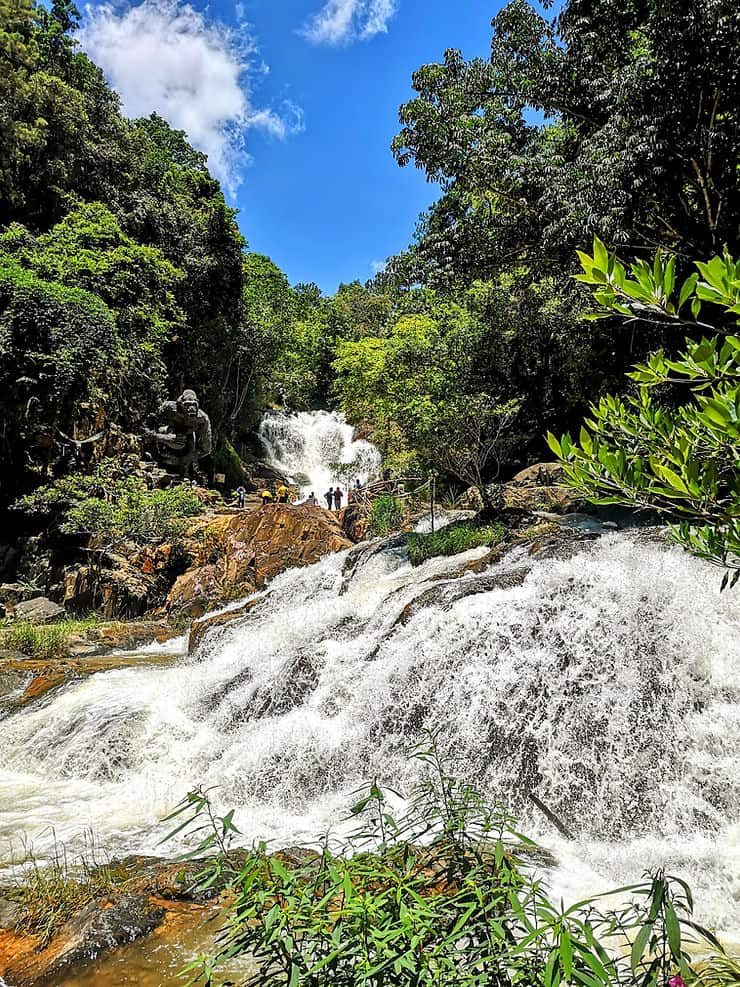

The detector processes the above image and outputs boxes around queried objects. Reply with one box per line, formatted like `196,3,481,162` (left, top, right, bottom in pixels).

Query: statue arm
195,415,212,458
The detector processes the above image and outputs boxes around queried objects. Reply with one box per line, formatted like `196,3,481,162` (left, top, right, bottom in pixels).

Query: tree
0,255,118,492
391,0,740,285
333,308,524,505
549,238,740,583
0,203,184,419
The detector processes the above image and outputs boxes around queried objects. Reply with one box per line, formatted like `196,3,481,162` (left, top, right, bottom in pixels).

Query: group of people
320,478,364,511
236,478,365,512
259,482,291,506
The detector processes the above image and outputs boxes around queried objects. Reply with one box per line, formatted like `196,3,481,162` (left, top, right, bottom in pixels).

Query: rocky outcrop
3,894,165,986
460,462,585,516
169,504,353,619
509,462,567,486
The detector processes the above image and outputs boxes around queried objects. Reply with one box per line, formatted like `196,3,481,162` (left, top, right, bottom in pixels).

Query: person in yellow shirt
276,483,289,503
260,488,273,506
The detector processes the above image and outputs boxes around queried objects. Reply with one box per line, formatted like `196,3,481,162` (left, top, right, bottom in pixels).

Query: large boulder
510,461,567,486
206,504,353,583
170,504,352,619
13,597,65,624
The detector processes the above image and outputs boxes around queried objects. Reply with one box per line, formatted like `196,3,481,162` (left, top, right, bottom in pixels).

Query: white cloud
302,0,398,45
370,259,385,274
80,0,301,195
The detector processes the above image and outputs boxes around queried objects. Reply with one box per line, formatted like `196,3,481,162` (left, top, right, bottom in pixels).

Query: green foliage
15,461,204,546
170,744,732,987
333,295,528,501
391,0,740,285
10,838,125,947
406,520,506,566
369,495,403,537
0,616,99,659
549,239,740,582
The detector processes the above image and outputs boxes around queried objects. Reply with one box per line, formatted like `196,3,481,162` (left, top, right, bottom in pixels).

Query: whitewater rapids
0,530,738,932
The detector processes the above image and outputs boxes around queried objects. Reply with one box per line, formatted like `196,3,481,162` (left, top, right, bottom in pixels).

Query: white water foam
258,410,380,497
1,532,738,931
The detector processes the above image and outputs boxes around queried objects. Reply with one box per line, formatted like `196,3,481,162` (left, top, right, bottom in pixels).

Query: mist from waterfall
258,410,381,496
0,528,738,932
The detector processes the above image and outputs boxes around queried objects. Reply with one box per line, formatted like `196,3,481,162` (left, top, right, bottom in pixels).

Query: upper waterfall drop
257,410,381,495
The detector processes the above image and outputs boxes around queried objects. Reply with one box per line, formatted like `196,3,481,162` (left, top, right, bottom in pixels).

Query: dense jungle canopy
2,0,740,507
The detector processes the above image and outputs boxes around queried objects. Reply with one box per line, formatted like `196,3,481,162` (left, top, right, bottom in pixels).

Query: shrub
169,742,734,987
15,461,204,546
370,494,403,536
406,520,506,566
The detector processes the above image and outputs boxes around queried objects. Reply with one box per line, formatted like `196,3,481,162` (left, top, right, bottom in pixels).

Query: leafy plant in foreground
166,742,733,987
549,238,740,585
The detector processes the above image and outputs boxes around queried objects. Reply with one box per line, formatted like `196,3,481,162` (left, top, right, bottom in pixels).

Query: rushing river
0,412,738,941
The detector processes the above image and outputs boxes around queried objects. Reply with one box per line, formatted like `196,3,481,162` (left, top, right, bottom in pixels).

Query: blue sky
79,1,528,292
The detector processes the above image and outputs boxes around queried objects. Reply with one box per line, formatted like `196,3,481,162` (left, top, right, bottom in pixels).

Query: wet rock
115,851,250,901
188,596,264,653
0,896,22,929
248,650,324,719
16,671,67,706
272,847,322,871
4,894,165,985
67,620,181,657
13,597,65,624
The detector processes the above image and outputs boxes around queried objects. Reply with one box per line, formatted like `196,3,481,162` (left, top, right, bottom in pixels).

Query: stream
0,412,738,983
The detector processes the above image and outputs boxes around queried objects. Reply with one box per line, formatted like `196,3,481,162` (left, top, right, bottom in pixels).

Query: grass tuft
9,840,126,946
0,616,101,660
406,520,506,566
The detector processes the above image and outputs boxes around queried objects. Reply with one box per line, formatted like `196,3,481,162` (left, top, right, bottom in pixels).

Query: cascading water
0,530,738,932
258,410,381,495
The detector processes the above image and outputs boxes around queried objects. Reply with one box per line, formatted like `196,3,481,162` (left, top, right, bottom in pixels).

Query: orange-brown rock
206,504,353,582
2,894,166,986
169,504,352,618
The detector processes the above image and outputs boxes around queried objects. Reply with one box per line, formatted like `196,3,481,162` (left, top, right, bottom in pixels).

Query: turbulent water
1,529,739,930
0,411,738,931
258,409,381,495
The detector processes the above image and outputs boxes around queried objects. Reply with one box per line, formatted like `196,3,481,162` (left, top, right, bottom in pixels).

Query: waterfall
1,531,738,932
258,410,381,495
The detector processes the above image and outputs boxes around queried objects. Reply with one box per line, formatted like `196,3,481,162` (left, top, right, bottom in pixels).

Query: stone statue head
178,389,200,419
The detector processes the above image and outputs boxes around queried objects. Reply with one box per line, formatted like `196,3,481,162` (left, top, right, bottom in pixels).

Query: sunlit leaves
555,241,740,582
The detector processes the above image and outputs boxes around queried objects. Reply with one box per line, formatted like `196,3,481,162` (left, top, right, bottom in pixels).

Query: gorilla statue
144,389,212,473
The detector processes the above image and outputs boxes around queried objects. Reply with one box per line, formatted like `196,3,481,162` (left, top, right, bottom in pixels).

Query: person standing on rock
333,486,343,510
261,487,274,506
236,485,246,508
306,491,317,505
324,488,334,510
276,483,289,504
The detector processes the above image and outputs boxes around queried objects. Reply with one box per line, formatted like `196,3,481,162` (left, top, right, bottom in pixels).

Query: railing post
429,470,436,534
